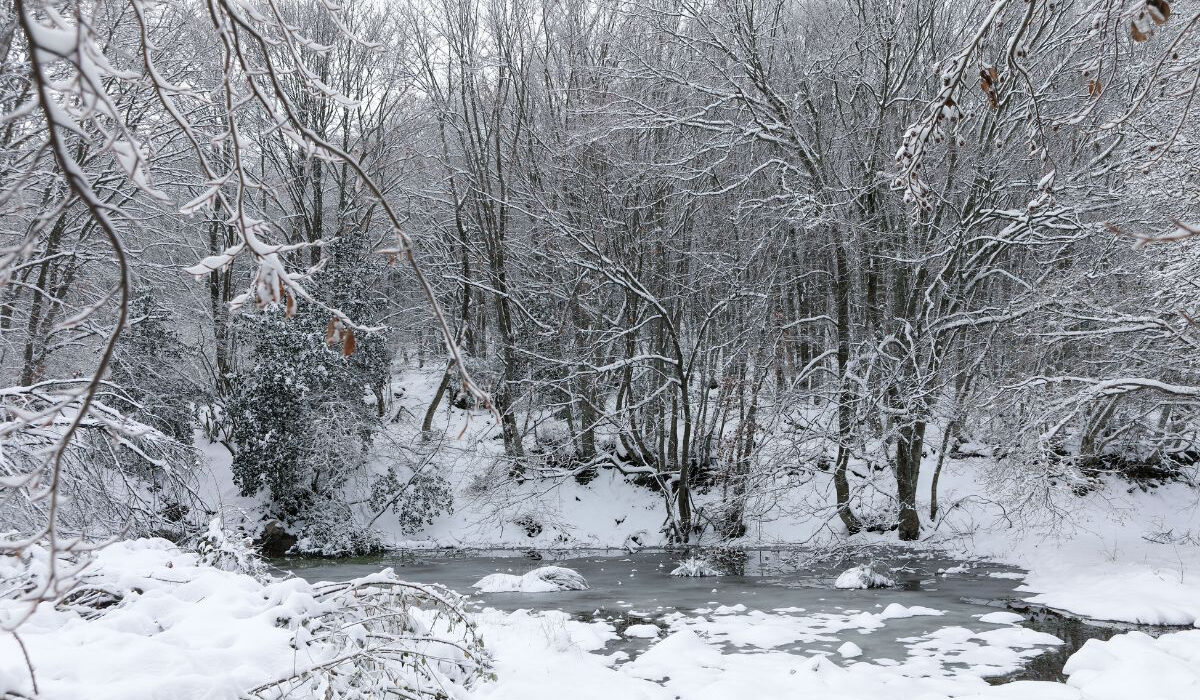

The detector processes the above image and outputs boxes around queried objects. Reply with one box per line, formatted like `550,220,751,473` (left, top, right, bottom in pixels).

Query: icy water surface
279,548,1132,682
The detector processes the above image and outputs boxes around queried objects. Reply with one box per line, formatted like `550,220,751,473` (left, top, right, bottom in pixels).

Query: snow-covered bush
226,299,388,555
473,565,589,592
291,495,385,557
671,557,721,577
226,307,370,510
0,539,491,699
193,517,268,578
512,514,544,537
833,564,895,589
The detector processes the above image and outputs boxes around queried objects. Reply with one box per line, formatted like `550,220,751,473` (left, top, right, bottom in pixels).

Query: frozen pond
280,548,1133,682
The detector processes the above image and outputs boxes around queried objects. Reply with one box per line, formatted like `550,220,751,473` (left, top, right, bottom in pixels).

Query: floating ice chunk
879,603,945,619
834,564,895,589
837,641,863,658
472,565,589,592
624,623,661,638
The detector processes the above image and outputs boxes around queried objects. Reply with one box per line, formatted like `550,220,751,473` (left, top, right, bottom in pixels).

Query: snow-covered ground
0,539,486,699
929,456,1200,628
468,603,1200,700
8,536,1197,700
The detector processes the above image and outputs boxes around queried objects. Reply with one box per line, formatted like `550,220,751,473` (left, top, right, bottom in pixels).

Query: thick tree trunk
896,420,926,541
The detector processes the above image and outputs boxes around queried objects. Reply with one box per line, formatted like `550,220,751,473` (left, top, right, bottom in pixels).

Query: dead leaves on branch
979,66,999,108
326,318,357,356
1132,0,1171,42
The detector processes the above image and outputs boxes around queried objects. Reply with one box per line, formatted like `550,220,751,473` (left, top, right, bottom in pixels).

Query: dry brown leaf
1148,0,1171,25
979,67,999,109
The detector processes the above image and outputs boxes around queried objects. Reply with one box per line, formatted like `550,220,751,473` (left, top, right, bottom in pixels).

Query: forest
0,1,1198,699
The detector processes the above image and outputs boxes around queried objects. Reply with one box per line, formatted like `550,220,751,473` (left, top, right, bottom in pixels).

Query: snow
1062,631,1200,700
880,603,945,619
930,463,1200,628
0,539,484,700
1019,565,1200,627
466,604,1200,700
834,564,895,589
657,603,945,650
5,535,1200,700
472,566,589,593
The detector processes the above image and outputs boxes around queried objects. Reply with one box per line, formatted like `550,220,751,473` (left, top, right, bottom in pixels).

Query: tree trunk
929,420,955,521
831,239,863,534
896,420,926,541
422,362,453,434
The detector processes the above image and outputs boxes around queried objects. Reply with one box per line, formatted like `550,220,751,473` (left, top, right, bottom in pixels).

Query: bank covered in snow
0,537,489,699
3,535,1200,699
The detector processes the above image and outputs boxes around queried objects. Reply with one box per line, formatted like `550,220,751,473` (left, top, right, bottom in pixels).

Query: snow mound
624,623,661,638
1063,630,1200,700
472,565,589,592
834,564,895,589
670,557,721,577
837,641,863,658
